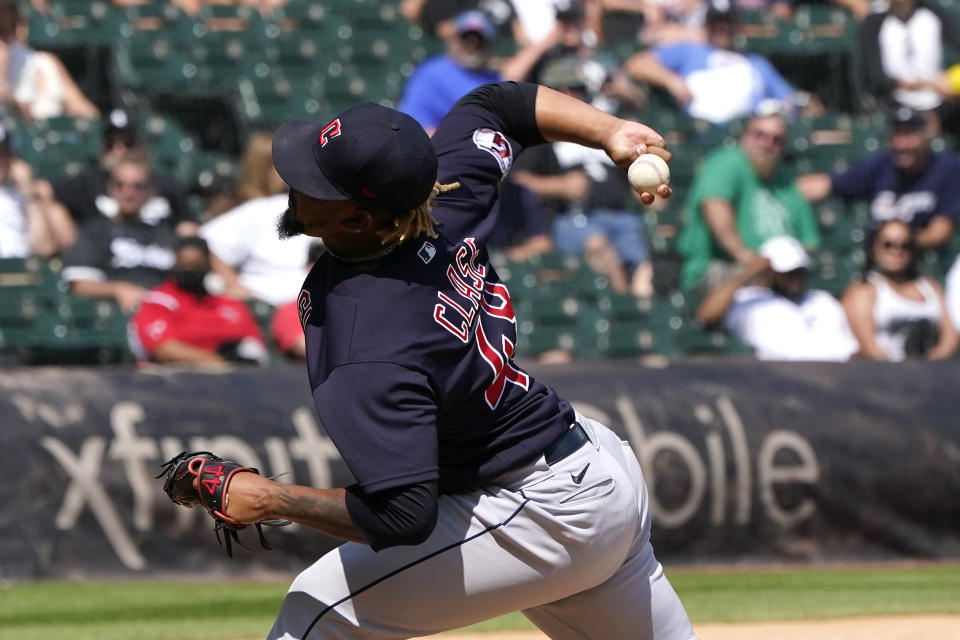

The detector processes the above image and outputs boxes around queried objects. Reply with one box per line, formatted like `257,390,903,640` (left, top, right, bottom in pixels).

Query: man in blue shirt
797,106,960,250
398,10,502,134
624,1,798,124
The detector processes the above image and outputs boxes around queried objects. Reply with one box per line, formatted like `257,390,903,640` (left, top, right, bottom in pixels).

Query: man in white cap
696,235,858,360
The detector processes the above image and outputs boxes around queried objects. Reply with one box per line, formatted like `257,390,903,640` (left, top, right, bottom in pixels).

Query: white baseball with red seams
628,153,671,193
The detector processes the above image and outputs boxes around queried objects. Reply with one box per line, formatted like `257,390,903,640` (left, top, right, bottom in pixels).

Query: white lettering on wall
35,393,820,569
612,393,820,530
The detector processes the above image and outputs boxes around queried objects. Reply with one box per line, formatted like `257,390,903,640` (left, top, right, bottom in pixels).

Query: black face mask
172,268,208,297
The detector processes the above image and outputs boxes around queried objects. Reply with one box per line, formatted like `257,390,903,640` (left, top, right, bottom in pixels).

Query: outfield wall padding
1,360,957,578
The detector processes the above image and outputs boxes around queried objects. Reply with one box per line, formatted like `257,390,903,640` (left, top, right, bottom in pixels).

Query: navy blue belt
543,422,589,465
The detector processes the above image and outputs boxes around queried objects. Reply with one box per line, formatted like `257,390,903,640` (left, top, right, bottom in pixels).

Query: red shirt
132,280,264,357
270,299,304,355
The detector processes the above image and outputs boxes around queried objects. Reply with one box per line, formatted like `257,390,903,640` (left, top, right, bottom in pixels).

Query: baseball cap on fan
455,10,496,40
706,0,737,23
271,103,438,216
890,106,926,130
759,236,810,273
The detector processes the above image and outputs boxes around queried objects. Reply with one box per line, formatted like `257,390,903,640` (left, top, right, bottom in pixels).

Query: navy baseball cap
890,106,926,130
272,103,438,216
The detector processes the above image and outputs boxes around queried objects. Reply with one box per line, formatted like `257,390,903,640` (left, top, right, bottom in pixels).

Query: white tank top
868,272,941,361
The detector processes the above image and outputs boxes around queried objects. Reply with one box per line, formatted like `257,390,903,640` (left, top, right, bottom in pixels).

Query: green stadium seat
735,11,789,55
809,249,861,296
246,299,276,341
0,258,69,295
516,320,570,356
597,319,672,359
266,34,339,80
794,5,856,54
191,33,270,88
17,117,103,180
596,293,657,322
272,1,335,33
238,74,325,126
320,66,370,113
518,289,580,326
32,0,124,48
115,31,202,90
121,1,196,36
340,0,403,32
140,113,199,174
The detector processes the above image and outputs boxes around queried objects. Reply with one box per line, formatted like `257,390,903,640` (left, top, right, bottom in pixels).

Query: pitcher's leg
523,542,697,640
267,488,609,640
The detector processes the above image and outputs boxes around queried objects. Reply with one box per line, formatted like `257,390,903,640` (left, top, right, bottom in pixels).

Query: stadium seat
0,258,69,295
519,289,580,326
516,320,570,356
32,0,124,48
16,117,103,180
121,1,196,35
272,1,334,33
115,31,202,91
246,299,277,343
238,73,325,126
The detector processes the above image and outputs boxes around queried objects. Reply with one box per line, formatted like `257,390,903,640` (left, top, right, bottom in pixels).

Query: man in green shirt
678,111,820,290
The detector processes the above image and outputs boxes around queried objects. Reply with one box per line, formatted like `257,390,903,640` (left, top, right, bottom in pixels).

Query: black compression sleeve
454,81,547,148
344,480,440,551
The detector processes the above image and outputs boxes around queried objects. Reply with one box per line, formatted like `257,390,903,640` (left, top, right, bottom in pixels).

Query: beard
276,196,305,239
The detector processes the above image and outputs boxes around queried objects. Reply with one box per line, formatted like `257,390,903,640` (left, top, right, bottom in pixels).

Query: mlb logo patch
418,242,436,264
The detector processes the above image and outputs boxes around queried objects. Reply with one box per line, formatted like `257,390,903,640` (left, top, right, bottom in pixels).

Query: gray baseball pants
267,414,697,639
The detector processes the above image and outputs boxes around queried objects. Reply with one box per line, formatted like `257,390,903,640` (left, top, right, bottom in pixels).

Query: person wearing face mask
678,108,821,291
797,107,960,251
696,235,858,361
129,236,268,366
842,220,958,361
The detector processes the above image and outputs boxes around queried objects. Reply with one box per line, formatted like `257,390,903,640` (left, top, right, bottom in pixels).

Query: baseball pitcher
161,81,696,640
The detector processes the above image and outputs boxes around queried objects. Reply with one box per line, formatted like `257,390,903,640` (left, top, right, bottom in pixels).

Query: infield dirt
411,614,960,639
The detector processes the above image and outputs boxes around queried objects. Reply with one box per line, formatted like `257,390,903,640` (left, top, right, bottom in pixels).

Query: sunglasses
109,179,150,191
748,129,785,146
880,240,912,251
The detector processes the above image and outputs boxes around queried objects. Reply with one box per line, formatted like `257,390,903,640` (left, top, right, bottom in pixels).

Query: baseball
628,153,670,193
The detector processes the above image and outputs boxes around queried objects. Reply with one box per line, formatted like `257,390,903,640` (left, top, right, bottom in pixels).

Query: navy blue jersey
298,102,574,495
830,152,960,227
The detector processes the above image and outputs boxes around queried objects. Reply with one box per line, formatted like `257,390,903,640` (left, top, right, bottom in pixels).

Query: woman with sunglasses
842,220,958,360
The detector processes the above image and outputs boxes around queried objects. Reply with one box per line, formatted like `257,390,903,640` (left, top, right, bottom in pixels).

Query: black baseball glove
157,451,289,557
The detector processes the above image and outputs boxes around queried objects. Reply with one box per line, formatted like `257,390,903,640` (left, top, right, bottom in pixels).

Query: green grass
670,565,960,623
1,566,958,639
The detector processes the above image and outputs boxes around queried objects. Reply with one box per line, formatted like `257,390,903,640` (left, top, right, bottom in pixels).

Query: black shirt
61,215,177,289
514,141,633,216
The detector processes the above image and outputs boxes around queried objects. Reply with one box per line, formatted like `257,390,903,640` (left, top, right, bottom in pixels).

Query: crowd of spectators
2,0,960,366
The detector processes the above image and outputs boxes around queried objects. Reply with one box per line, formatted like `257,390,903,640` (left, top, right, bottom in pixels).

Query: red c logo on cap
318,119,341,147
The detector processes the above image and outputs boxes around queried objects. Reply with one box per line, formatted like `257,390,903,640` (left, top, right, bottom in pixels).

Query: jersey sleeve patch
472,128,513,176
297,289,312,329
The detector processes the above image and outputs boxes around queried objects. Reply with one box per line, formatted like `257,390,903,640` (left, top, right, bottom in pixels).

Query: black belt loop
543,422,589,465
